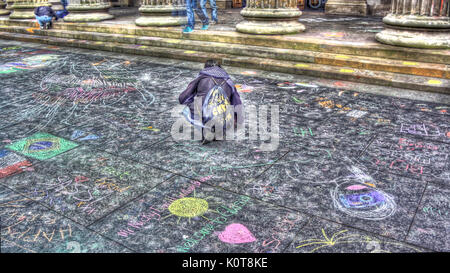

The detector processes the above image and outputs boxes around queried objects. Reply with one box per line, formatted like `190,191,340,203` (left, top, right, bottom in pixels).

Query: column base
49,2,64,12
236,20,305,35
136,16,187,27
9,9,35,19
236,8,305,35
0,8,10,16
65,4,114,22
64,12,114,22
325,0,367,16
135,6,187,27
375,27,450,49
382,14,450,29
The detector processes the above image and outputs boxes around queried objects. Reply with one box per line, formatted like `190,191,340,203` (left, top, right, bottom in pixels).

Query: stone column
0,0,11,16
236,0,305,34
64,0,114,22
10,0,50,19
375,0,450,49
135,0,187,26
325,0,368,16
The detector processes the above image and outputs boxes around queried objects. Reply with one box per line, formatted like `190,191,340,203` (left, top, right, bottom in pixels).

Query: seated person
34,5,57,29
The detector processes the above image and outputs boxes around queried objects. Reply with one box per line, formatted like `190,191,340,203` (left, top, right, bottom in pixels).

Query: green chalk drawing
6,132,79,160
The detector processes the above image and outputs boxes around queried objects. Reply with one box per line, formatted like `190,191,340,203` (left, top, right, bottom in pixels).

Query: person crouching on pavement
34,5,57,30
179,60,242,144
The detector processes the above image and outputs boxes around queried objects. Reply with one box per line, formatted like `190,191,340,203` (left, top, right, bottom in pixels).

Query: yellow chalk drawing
165,197,212,224
318,100,335,109
427,80,442,85
184,50,197,54
340,69,355,73
403,61,418,66
296,229,422,253
169,197,209,218
336,55,350,59
166,39,180,43
139,126,160,132
295,63,309,68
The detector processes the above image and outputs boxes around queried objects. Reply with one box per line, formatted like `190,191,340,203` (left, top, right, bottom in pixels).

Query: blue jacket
34,6,56,18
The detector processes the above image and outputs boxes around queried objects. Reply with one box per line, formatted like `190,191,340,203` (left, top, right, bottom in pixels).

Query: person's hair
204,59,221,68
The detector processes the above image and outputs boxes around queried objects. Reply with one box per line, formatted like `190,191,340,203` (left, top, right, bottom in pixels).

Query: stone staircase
0,18,449,93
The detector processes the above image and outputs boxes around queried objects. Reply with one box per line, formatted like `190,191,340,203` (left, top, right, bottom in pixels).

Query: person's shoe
182,26,194,33
40,25,45,30
210,20,218,25
201,24,209,30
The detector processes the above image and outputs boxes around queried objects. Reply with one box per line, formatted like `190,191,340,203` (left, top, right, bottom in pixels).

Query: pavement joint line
85,173,177,229
404,180,431,243
0,183,138,253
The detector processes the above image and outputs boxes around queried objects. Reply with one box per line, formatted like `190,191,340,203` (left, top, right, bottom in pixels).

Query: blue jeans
35,15,52,27
185,0,208,29
200,0,218,24
185,0,197,29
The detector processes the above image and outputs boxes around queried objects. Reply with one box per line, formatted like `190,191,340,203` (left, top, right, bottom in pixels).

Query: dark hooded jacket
179,66,242,117
34,6,56,18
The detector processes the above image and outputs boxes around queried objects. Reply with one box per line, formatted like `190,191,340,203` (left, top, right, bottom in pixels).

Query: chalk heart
218,223,256,244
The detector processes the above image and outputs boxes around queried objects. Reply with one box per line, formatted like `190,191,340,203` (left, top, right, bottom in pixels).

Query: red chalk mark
75,176,89,183
0,161,32,178
334,81,346,87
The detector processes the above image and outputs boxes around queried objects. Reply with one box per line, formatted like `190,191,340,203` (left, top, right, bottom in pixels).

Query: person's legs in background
183,0,195,32
197,0,209,29
209,0,218,24
199,0,210,26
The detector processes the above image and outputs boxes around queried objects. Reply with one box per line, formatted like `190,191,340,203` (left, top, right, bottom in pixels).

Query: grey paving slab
0,146,174,225
359,133,450,186
132,138,288,182
0,185,131,253
89,176,309,253
286,217,427,253
406,183,450,252
240,158,427,241
48,113,171,156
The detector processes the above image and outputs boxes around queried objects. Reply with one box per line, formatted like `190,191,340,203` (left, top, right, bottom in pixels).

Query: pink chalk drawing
346,185,368,190
218,223,257,244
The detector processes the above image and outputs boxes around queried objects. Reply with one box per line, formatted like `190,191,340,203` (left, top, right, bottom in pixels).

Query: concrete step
2,18,450,65
1,31,448,93
1,24,449,79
